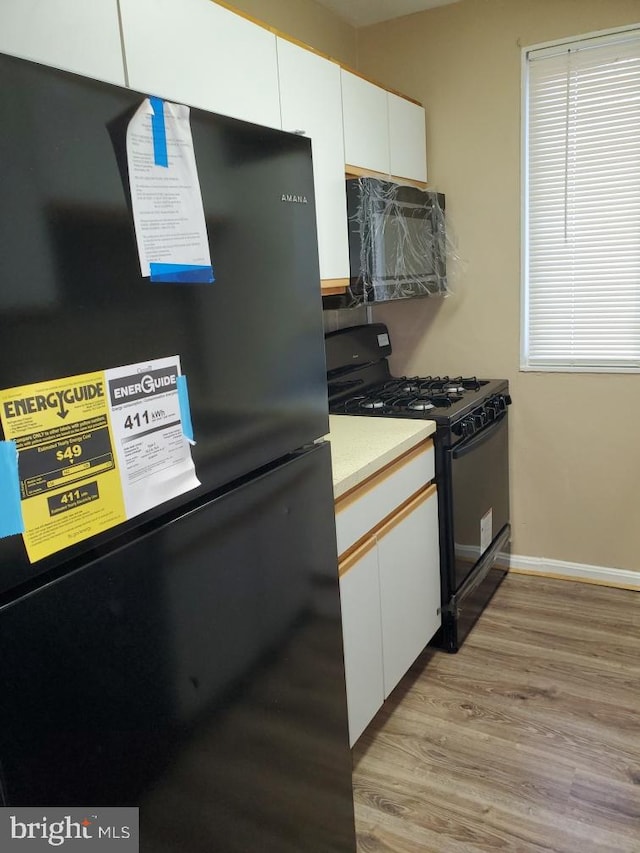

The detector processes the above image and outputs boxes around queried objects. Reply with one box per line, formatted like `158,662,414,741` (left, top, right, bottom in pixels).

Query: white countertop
327,415,436,499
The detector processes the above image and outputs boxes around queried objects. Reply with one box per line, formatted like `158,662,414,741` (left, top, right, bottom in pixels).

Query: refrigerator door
0,442,356,852
0,53,327,589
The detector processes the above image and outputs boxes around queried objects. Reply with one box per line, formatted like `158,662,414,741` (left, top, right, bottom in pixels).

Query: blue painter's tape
176,376,195,443
0,441,24,539
150,263,214,284
149,96,168,168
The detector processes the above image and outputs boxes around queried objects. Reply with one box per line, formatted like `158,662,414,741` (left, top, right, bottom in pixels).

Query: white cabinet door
277,39,349,283
388,93,427,183
339,540,384,747
120,0,281,128
377,486,441,699
341,69,389,175
0,0,125,85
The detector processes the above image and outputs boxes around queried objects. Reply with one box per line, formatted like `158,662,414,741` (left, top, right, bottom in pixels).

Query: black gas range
326,323,511,652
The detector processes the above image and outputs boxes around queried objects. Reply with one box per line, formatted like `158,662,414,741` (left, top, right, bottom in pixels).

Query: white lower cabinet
339,540,384,747
378,486,440,698
336,442,440,746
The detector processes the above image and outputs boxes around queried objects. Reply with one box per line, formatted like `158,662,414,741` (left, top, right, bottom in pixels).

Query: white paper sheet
105,356,200,517
126,98,213,283
480,507,493,556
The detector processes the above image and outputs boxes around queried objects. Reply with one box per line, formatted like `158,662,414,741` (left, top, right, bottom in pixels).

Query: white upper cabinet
388,93,427,183
341,70,427,183
0,0,125,85
277,39,349,283
119,0,281,129
341,69,390,175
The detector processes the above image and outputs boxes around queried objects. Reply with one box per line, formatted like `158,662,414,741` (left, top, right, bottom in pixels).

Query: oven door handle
451,413,506,459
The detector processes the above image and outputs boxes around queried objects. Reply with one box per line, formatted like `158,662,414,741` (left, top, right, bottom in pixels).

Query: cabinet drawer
335,439,434,557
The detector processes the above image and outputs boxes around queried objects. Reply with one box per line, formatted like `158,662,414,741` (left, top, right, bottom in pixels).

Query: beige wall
225,0,357,64
358,0,640,572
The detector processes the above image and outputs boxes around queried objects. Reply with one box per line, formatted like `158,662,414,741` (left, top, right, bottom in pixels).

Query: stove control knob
490,396,505,416
496,395,507,412
463,418,476,437
473,411,487,429
455,418,472,438
484,402,496,421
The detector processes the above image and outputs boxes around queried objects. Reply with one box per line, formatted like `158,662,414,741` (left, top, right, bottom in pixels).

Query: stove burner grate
331,374,492,419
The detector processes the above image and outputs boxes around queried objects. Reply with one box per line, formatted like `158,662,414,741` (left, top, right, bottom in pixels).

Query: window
522,29,640,371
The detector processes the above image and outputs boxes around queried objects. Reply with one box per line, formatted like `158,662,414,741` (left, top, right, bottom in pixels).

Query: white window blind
522,31,640,371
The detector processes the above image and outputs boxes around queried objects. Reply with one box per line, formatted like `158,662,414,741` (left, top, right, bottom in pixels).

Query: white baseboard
504,553,640,591
455,544,639,590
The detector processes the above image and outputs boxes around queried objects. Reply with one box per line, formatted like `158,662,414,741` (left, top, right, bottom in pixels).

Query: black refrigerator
0,53,356,852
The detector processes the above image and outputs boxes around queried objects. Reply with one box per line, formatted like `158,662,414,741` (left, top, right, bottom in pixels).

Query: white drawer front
335,443,434,557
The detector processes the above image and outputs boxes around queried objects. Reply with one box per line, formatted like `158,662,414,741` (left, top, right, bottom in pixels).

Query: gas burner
426,395,454,408
426,379,456,394
447,376,482,392
408,399,435,411
360,399,385,410
381,379,415,395
401,378,428,394
397,376,434,394
418,376,483,395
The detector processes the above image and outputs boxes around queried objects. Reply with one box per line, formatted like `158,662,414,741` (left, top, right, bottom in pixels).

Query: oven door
448,411,510,592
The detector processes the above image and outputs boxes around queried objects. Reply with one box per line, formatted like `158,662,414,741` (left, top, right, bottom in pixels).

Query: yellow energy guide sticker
0,357,199,563
0,371,125,562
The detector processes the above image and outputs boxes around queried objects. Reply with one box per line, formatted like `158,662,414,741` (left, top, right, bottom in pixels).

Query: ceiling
314,0,461,28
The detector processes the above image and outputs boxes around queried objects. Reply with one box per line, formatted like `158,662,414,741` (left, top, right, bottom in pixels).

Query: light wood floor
352,574,640,852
